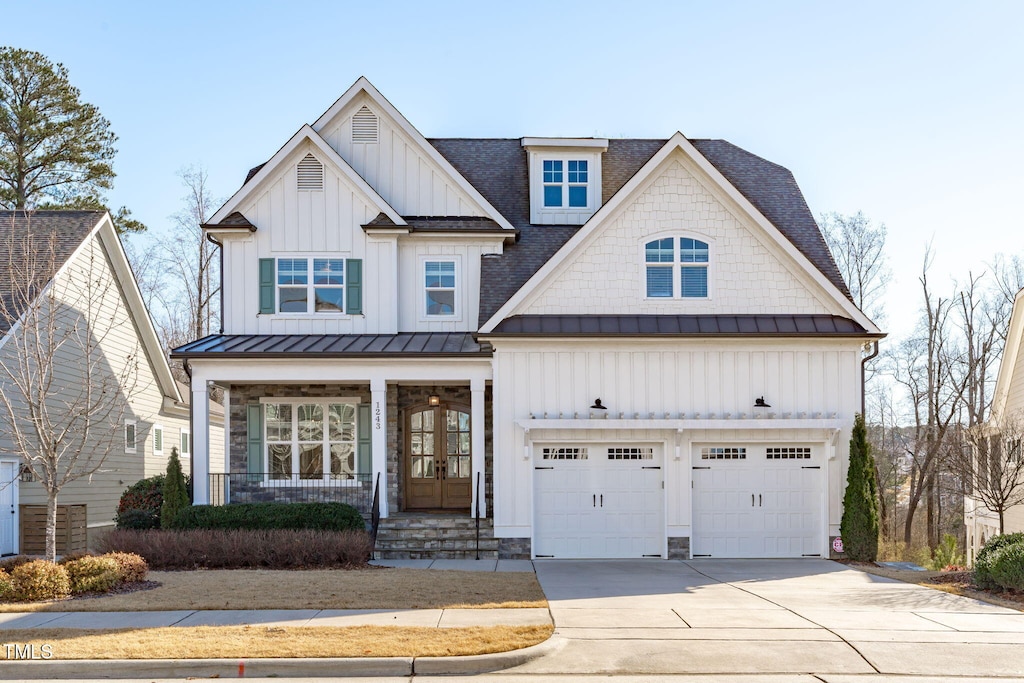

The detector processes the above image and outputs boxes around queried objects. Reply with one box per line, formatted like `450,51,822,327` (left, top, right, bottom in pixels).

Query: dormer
522,138,608,225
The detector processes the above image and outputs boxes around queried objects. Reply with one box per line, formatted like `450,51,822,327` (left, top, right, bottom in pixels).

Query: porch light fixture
590,398,606,410
428,394,440,406
754,396,771,408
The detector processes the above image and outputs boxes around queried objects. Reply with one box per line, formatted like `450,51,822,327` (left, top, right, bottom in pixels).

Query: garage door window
701,447,747,460
542,447,588,460
608,447,654,460
766,447,811,460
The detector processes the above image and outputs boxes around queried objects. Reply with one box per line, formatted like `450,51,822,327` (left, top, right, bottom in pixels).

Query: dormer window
523,138,607,224
543,160,588,208
645,236,710,298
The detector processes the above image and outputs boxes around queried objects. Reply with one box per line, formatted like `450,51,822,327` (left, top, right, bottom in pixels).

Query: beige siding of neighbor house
1,231,189,538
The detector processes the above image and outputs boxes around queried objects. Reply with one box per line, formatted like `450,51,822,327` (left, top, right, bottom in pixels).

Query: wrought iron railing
207,473,375,514
475,472,482,560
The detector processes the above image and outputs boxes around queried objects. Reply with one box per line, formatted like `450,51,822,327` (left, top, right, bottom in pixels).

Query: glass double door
406,405,472,509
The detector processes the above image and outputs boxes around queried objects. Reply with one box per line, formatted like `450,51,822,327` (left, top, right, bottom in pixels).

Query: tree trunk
1000,508,1005,535
875,463,889,539
926,478,936,551
46,489,58,563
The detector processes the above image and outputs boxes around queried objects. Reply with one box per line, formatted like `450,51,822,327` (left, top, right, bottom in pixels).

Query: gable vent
352,106,379,144
297,153,323,191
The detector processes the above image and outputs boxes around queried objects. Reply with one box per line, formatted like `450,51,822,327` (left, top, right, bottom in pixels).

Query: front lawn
0,567,547,612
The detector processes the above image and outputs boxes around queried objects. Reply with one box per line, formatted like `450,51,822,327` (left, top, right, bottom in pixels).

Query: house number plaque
374,402,382,430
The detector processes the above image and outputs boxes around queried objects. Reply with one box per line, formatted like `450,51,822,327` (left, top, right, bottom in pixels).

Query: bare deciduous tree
0,213,139,561
950,415,1024,534
819,211,892,324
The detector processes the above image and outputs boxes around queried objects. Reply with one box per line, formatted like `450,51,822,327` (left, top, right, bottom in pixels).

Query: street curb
0,635,562,679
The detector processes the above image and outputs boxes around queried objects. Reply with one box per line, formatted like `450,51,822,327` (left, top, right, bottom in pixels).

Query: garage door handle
593,494,596,508
751,494,754,507
600,494,603,507
759,494,762,507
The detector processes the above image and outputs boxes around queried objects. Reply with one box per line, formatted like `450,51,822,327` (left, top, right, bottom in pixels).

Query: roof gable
0,210,184,406
312,78,515,233
477,134,878,334
208,125,404,227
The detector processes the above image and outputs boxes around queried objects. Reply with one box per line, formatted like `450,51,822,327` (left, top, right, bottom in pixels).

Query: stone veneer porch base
374,513,499,559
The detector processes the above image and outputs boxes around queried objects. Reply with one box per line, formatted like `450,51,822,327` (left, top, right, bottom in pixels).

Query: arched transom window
645,237,710,298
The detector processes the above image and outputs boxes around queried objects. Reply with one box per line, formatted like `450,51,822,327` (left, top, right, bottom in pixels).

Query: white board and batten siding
397,239,501,333
490,339,862,557
318,96,487,218
223,143,392,336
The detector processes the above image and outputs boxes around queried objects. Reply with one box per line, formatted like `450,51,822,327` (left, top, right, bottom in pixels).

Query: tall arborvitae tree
160,447,190,529
841,413,880,561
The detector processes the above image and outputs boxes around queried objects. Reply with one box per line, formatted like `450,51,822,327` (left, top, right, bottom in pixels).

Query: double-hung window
543,159,588,208
645,236,710,298
276,258,345,313
265,401,357,481
425,260,456,316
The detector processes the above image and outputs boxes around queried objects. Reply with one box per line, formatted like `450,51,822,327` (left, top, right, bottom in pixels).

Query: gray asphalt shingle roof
428,138,849,327
0,211,103,335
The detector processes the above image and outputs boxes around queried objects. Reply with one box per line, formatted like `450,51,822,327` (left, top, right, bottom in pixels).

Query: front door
0,460,19,556
405,405,472,510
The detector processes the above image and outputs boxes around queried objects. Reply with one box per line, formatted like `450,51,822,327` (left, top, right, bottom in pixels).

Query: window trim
540,157,590,209
275,256,349,316
640,233,714,300
125,420,137,454
419,255,463,322
153,424,164,457
259,397,362,485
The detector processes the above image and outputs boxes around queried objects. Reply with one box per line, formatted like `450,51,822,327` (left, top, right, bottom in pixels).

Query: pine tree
161,447,190,529
840,413,880,561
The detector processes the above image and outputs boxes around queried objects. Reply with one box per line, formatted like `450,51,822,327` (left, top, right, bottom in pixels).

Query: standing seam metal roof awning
483,314,883,337
171,332,492,359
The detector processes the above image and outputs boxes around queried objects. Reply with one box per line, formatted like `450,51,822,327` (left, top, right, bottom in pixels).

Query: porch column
471,377,486,518
191,381,210,505
371,378,389,518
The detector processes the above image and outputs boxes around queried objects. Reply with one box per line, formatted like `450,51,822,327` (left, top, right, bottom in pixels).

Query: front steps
373,513,498,559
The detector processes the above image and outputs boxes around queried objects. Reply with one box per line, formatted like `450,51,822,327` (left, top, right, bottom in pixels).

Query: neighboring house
965,287,1024,561
0,211,223,555
174,77,882,560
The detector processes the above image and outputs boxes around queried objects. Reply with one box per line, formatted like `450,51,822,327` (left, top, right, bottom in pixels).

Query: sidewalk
0,606,551,630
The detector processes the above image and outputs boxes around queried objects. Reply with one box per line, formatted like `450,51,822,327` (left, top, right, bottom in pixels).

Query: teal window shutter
246,404,263,480
346,258,362,315
357,403,372,474
259,258,275,314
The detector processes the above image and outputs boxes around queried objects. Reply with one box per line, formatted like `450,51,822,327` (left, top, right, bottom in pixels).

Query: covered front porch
173,333,493,522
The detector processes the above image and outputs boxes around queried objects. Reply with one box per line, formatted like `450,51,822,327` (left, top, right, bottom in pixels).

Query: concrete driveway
506,559,1024,679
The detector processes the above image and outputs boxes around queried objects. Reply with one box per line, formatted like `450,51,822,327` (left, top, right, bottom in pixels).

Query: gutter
861,340,879,417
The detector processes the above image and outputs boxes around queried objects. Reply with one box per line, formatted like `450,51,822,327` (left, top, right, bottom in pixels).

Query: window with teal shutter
246,404,263,481
346,259,362,314
258,258,275,313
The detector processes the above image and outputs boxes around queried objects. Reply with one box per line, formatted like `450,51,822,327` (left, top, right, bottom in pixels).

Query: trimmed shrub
0,555,31,573
161,447,190,529
169,502,365,532
0,569,13,600
102,552,148,583
99,528,372,569
116,475,165,529
988,541,1024,592
974,532,1024,589
10,560,71,601
63,556,122,594
929,534,965,571
840,413,880,561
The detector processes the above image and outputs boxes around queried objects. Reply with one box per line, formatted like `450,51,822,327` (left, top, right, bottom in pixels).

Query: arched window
645,236,709,298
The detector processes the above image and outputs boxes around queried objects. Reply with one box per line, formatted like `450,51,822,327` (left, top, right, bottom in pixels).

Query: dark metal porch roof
172,332,492,359
484,314,881,338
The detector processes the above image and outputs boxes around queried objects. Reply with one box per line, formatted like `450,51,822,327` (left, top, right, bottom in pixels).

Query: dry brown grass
0,568,547,612
0,624,554,659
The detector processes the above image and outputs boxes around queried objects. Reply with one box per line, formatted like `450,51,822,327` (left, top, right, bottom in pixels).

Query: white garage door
534,444,664,559
691,445,823,559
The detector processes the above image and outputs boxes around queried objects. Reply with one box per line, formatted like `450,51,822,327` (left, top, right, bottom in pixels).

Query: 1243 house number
374,402,382,429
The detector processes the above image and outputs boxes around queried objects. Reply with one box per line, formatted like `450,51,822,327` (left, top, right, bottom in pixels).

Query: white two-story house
174,77,882,560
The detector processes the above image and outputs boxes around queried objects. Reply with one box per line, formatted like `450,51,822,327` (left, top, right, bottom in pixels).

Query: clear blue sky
4,0,1022,340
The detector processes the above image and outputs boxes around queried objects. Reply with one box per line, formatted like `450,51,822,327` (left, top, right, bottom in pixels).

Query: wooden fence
19,504,87,556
